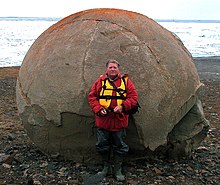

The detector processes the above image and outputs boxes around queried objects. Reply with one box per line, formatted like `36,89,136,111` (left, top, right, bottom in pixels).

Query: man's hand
100,108,107,116
114,105,123,113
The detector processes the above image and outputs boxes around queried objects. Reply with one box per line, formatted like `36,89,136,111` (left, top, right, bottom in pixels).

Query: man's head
106,59,120,79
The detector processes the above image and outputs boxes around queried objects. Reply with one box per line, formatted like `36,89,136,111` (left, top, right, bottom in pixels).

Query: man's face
106,63,120,78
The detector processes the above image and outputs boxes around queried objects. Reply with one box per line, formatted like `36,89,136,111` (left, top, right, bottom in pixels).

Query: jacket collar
103,73,121,81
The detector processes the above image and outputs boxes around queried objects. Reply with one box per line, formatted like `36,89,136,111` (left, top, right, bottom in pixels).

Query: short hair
106,59,120,67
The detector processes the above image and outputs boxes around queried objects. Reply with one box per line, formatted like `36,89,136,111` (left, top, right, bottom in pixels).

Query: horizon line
0,16,220,23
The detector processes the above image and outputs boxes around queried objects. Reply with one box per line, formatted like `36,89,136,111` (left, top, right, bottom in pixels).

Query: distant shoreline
0,17,61,21
0,17,220,23
156,19,220,23
0,56,219,68
1,56,219,81
193,56,220,61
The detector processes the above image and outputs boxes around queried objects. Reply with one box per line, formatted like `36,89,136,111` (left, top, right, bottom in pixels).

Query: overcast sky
1,0,220,20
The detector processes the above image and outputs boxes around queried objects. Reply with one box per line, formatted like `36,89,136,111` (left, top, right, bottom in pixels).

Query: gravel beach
0,57,219,184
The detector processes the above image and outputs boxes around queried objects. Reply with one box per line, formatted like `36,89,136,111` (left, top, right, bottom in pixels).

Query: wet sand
193,56,220,80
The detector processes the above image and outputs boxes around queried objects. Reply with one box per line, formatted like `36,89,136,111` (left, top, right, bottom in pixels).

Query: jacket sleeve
122,79,138,112
88,78,103,114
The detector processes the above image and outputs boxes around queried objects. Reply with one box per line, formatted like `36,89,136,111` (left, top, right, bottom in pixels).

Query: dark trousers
96,128,129,156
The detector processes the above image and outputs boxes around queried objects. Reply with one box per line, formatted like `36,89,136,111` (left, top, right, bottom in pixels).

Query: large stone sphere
16,8,209,161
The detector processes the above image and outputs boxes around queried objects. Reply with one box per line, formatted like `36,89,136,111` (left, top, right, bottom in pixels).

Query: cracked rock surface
16,9,209,161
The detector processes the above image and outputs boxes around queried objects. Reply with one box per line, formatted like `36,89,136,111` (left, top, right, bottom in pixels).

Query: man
88,59,138,181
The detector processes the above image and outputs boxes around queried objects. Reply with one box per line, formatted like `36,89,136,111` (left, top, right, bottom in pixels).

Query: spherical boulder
16,8,209,161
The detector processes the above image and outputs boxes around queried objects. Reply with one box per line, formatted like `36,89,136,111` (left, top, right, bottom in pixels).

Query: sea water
0,18,57,67
160,21,220,57
0,18,220,67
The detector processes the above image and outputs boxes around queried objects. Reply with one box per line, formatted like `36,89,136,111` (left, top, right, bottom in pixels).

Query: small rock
153,167,163,175
33,180,42,185
2,163,11,169
197,146,208,151
137,168,144,172
3,152,17,164
0,153,10,163
39,161,48,168
186,166,193,171
167,176,175,180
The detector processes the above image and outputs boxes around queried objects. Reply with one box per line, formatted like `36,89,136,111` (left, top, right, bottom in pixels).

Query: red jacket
88,73,138,131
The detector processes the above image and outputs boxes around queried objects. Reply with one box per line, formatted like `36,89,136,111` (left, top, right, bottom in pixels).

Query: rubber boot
97,153,112,177
114,155,125,181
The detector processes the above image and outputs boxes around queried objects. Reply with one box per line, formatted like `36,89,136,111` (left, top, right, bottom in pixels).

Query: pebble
2,163,11,169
